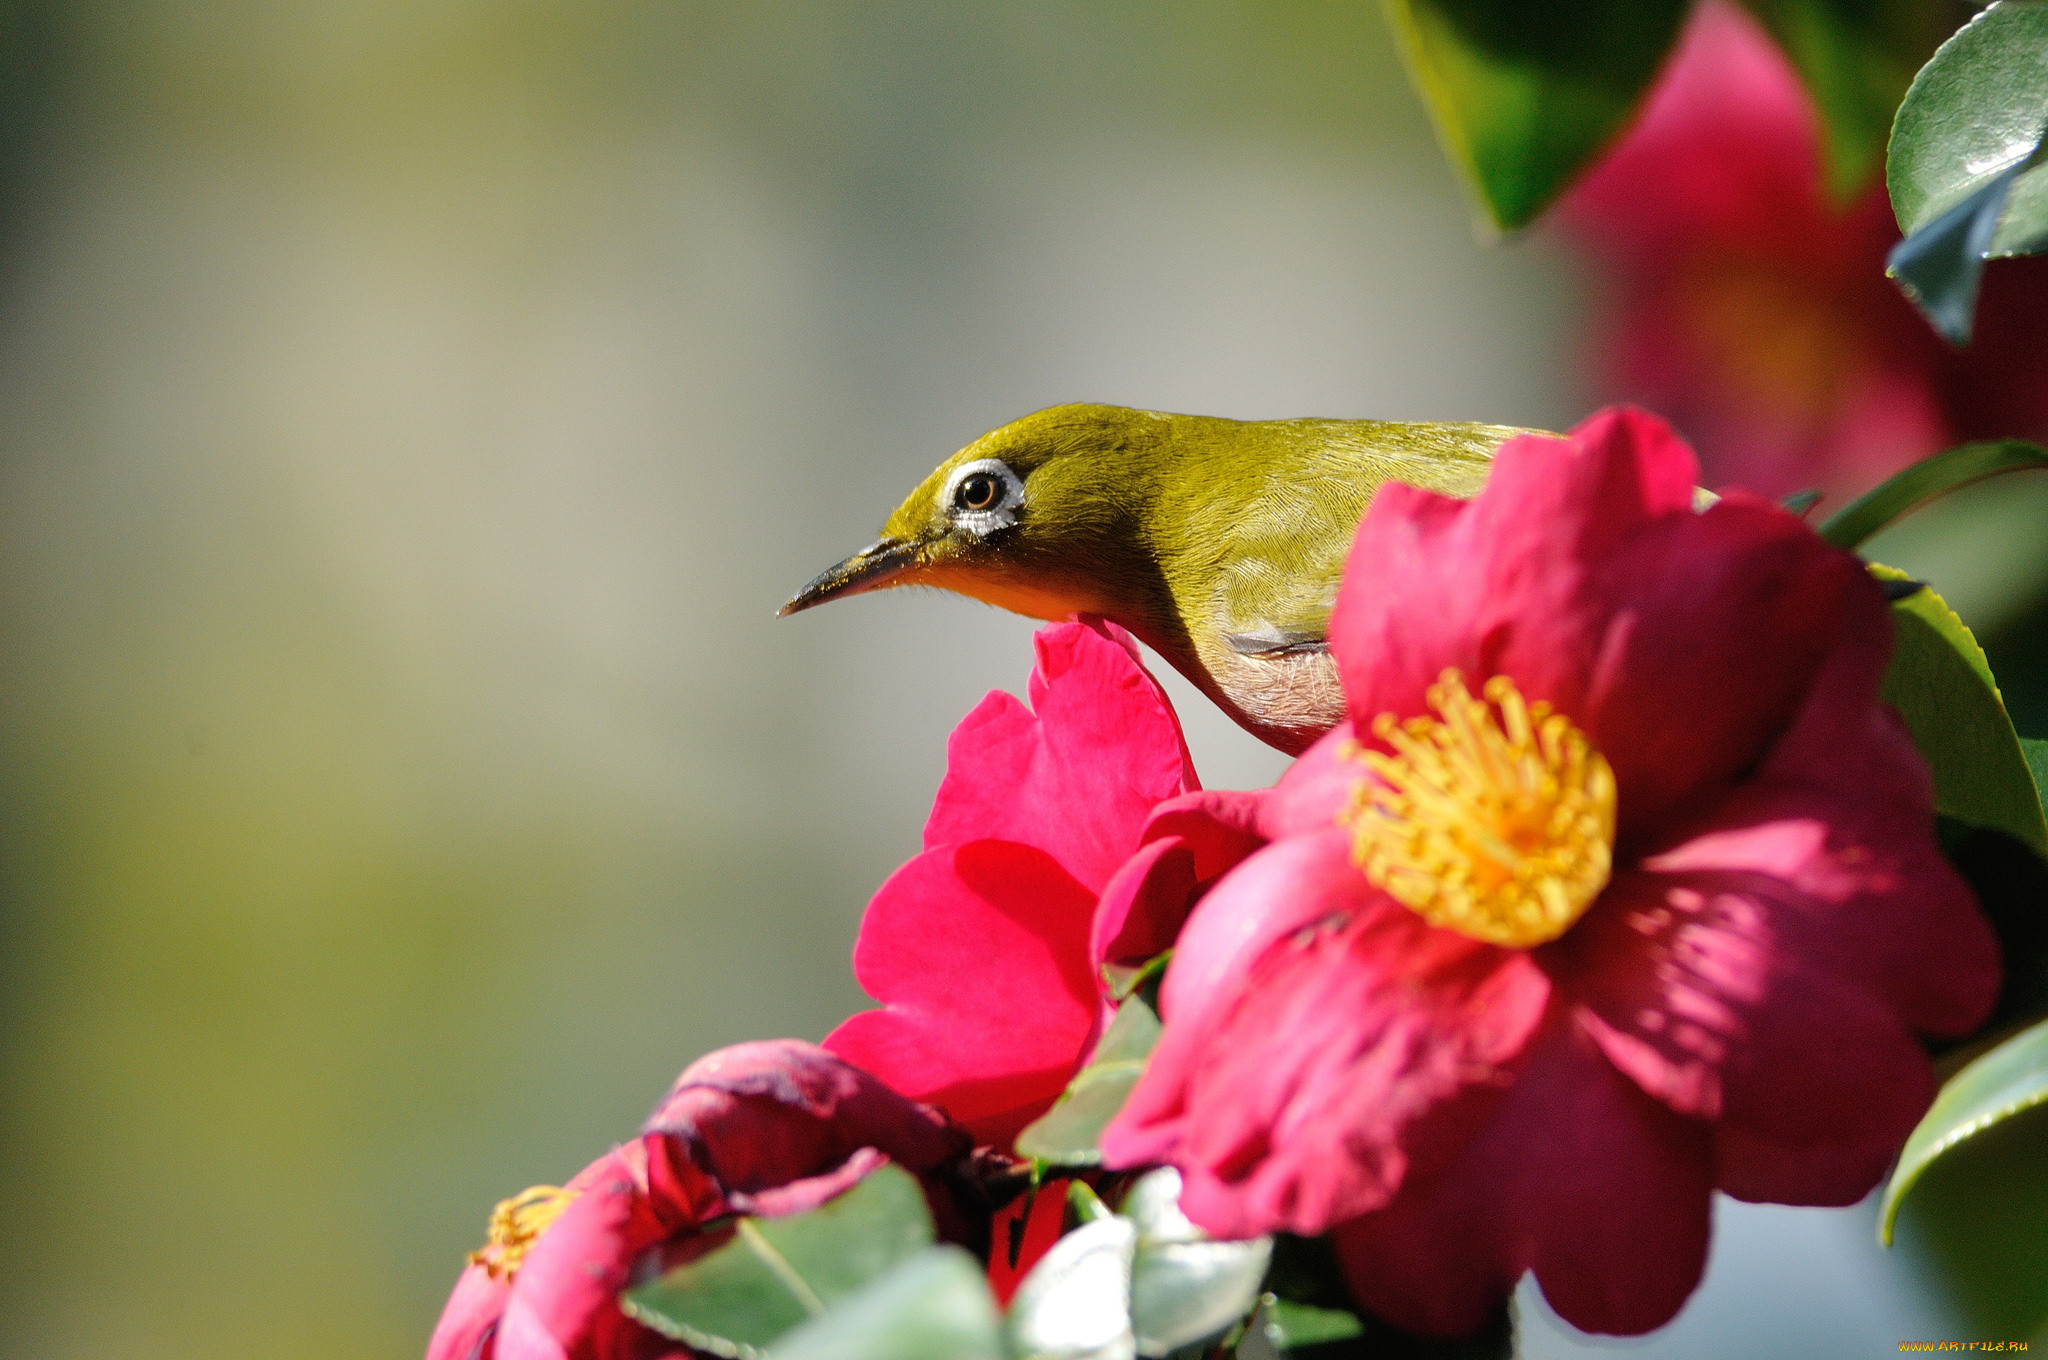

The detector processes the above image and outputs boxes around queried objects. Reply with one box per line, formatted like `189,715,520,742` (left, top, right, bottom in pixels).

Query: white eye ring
942,458,1024,536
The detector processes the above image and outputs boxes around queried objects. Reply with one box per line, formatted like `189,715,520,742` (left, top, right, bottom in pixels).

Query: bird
780,403,1534,754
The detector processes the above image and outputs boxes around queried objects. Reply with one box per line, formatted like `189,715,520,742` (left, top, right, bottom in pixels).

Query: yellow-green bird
781,403,1533,754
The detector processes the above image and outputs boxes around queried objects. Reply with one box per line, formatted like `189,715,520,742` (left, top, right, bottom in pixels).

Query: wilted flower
1559,0,2048,502
1101,408,1999,1336
427,1040,972,1360
825,619,1262,1147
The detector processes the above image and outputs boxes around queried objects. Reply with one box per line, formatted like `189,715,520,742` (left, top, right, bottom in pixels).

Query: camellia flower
1100,407,2000,1337
1559,0,2048,502
824,619,1263,1149
427,1040,972,1360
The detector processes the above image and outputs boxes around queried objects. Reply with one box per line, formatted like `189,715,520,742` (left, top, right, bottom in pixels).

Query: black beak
778,538,925,616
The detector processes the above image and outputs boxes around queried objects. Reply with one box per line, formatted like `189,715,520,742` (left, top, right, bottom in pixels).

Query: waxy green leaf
1872,565,2048,858
1882,1017,2048,1243
1123,1170,1274,1356
1740,0,1952,199
2023,737,2048,811
1006,1213,1140,1360
1016,995,1161,1167
1885,0,2048,342
1009,1169,1272,1360
764,1247,1006,1360
1380,0,1691,232
1820,440,2048,549
622,1164,935,1359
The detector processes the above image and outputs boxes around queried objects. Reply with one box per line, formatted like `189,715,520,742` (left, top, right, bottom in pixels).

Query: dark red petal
1090,835,1200,971
1104,834,1549,1238
921,620,1195,892
1138,788,1267,880
732,1145,890,1218
1331,1021,1713,1339
1565,870,1938,1209
645,1040,963,1191
1556,580,1994,1203
825,841,1105,1145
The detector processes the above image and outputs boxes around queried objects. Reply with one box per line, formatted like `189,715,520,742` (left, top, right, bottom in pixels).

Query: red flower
427,1040,971,1360
1100,408,1999,1337
824,620,1263,1148
1558,1,2048,502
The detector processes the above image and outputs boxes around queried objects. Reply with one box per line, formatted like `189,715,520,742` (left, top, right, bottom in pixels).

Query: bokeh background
0,4,2041,1358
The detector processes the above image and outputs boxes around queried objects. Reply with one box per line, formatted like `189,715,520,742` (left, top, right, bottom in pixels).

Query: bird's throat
916,564,1109,623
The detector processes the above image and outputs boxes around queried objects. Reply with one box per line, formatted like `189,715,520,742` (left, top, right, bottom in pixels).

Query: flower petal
922,620,1195,891
1138,788,1267,881
492,1149,674,1360
1331,409,1874,831
644,1040,964,1197
1559,580,1995,1203
427,1264,510,1360
1104,833,1549,1238
1090,836,1199,972
1256,721,1364,839
825,841,1105,1145
1330,1021,1713,1339
1090,789,1268,970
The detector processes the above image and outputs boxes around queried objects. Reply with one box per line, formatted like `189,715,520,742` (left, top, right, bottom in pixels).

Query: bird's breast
1205,643,1346,754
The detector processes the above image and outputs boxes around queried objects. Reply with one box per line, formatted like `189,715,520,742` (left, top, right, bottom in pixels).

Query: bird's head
779,404,1167,622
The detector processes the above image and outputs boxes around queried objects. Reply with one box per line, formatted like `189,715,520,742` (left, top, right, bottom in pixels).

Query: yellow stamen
1341,669,1616,948
467,1184,579,1280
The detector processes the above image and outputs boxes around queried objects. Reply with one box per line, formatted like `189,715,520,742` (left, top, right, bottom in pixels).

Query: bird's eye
956,472,1001,512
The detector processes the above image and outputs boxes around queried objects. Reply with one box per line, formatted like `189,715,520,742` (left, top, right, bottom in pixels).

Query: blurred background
0,4,2040,1358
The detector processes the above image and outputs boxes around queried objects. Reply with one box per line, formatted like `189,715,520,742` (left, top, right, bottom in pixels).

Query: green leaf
1885,1091,2048,1337
1005,1214,1139,1360
1122,1169,1273,1356
2024,737,2048,810
622,1164,936,1359
1008,1169,1273,1360
1884,0,2048,342
764,1247,1007,1360
1250,1296,1366,1352
1882,1017,2048,1243
1818,440,2048,549
1380,0,1691,232
1740,0,1953,199
1015,996,1161,1167
1873,564,2048,858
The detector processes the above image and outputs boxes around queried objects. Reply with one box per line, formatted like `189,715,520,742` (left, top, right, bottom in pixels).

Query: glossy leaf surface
1872,565,2048,858
1122,1169,1273,1356
1016,995,1161,1167
1819,441,2048,549
1250,1295,1366,1351
1007,1214,1140,1360
764,1246,1007,1360
623,1164,934,1359
1885,0,2048,340
1381,0,1690,231
1882,1017,2048,1242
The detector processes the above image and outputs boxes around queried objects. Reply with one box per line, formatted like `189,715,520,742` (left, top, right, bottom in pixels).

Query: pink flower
427,1040,972,1360
824,620,1263,1148
1558,1,2048,502
1100,408,2000,1337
